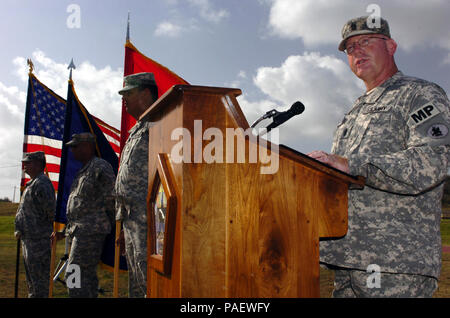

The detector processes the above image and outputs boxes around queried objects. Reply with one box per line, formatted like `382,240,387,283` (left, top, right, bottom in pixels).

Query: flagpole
48,232,57,297
68,58,76,81
113,14,131,297
126,11,130,42
113,221,121,297
14,60,36,298
49,58,77,298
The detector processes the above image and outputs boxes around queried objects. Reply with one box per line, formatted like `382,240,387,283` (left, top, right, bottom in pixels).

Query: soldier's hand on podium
307,150,350,174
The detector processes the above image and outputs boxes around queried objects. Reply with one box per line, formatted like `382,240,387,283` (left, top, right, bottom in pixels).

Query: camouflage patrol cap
66,132,96,147
339,16,391,51
22,151,46,164
118,72,157,95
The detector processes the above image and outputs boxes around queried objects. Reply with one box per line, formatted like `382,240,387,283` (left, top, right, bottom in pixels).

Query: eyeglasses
344,36,387,55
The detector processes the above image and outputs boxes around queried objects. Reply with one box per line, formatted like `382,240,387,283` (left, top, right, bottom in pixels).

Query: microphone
251,108,279,128
265,101,305,133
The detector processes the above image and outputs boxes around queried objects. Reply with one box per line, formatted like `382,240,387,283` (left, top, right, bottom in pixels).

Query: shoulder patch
407,104,441,128
427,124,449,139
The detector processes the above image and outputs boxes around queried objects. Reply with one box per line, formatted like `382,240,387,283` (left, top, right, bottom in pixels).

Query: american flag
93,115,121,158
21,74,120,192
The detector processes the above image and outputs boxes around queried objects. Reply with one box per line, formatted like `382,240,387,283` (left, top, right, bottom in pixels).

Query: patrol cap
339,16,391,51
22,151,46,165
118,72,157,95
66,132,96,147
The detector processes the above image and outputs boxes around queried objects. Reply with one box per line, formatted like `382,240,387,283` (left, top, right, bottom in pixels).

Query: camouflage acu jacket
320,71,450,279
115,120,152,221
66,156,115,236
15,172,55,239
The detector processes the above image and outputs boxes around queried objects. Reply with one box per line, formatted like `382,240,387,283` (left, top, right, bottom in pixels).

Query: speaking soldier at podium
115,73,158,297
308,16,450,297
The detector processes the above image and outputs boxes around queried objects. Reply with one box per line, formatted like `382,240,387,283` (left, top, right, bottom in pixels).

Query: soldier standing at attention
308,16,450,297
115,73,158,297
52,132,116,297
15,151,55,298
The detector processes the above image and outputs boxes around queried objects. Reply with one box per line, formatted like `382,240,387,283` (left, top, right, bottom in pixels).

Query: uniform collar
25,171,45,187
128,120,145,135
363,71,404,104
78,156,97,174
128,120,155,135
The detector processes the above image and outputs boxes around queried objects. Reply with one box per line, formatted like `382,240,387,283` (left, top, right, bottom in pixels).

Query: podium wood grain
141,85,364,298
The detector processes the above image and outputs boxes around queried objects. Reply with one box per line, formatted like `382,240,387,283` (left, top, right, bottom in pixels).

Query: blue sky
0,0,449,200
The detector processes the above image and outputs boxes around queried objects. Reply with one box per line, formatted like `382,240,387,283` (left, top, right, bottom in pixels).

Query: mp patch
407,104,441,128
407,104,450,145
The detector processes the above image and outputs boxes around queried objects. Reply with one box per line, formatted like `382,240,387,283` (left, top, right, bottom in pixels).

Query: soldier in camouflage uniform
116,73,158,297
15,151,55,298
54,133,116,297
309,16,450,297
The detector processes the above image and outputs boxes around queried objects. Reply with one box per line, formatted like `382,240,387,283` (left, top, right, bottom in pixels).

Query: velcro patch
427,124,449,139
407,104,441,128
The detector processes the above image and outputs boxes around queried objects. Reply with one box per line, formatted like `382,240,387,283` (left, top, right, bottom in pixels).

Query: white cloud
155,0,228,38
224,71,249,90
0,50,123,200
268,0,450,51
268,0,347,45
237,71,247,79
0,81,30,201
23,50,123,128
443,53,450,65
238,52,364,152
155,21,184,37
188,0,229,24
69,62,123,128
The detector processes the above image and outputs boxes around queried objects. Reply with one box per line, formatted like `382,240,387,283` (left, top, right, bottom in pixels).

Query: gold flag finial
27,59,34,74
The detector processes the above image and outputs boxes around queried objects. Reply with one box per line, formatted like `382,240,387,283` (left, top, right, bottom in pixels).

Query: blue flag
56,79,127,271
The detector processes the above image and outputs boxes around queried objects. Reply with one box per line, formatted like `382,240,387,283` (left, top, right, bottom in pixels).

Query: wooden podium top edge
279,144,365,188
140,85,242,122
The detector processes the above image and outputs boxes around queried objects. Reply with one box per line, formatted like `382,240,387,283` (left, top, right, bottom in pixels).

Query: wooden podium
140,85,364,298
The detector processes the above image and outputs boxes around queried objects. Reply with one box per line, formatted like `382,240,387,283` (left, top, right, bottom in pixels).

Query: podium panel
141,85,364,297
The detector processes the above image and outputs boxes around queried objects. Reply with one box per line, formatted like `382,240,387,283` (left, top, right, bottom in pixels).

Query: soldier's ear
386,38,397,56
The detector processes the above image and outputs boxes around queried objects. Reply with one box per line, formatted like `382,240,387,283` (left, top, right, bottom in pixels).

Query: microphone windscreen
290,101,305,115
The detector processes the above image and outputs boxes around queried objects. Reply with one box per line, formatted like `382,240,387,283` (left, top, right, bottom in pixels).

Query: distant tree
0,197,11,202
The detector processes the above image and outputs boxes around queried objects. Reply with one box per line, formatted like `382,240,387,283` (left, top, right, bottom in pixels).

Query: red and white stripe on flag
21,119,120,192
93,115,121,158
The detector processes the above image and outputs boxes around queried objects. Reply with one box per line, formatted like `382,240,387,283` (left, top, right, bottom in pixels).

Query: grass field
0,203,129,298
1,202,450,298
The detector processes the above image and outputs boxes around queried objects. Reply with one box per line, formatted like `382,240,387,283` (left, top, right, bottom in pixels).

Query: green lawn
0,204,128,298
1,202,450,298
442,218,450,246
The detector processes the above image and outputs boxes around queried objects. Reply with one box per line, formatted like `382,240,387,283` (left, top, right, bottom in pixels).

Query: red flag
120,40,189,152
